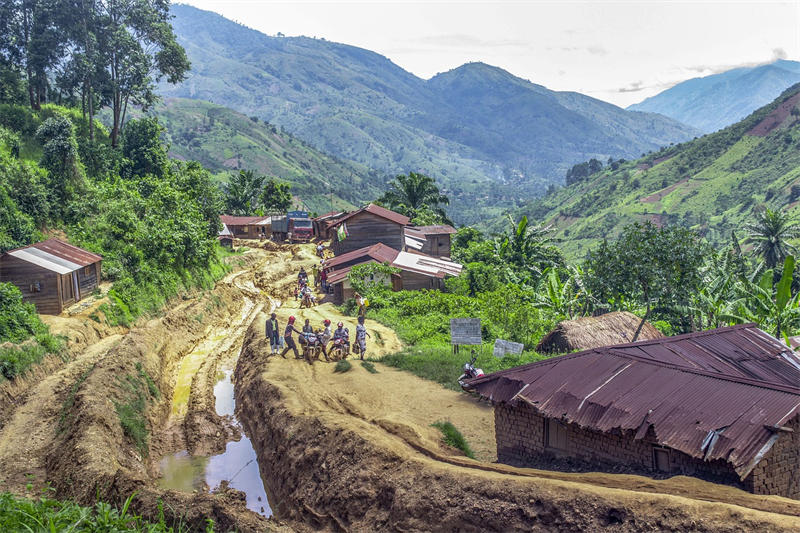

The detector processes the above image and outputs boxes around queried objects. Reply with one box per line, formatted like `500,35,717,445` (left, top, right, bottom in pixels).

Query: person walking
354,292,366,318
319,319,332,361
280,316,303,359
320,268,328,292
265,312,280,354
355,316,370,360
312,263,320,287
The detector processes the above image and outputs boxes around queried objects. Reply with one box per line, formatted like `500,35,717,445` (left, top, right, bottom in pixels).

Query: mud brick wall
745,415,800,498
494,402,750,493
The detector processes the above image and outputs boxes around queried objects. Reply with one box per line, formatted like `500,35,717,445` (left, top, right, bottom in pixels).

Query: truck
271,210,314,243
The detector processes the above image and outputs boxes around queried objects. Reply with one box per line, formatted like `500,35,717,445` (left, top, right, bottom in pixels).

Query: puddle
159,367,272,517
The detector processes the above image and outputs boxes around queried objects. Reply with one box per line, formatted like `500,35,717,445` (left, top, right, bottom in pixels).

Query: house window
30,281,42,293
653,447,670,472
84,266,92,276
242,226,248,233
544,418,568,451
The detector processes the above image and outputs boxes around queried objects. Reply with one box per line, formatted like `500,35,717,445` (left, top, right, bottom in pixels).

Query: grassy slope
523,84,800,259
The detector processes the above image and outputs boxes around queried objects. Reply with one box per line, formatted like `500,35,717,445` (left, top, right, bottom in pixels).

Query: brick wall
494,402,752,492
745,415,800,498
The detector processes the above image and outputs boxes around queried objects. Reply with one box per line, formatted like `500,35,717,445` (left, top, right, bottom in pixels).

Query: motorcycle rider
280,316,303,359
332,322,349,357
298,267,308,285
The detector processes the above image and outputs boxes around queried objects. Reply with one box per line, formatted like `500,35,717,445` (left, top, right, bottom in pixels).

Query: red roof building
465,325,800,498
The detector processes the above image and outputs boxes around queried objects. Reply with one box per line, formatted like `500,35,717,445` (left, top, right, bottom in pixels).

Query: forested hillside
524,83,800,258
162,4,699,222
139,98,386,213
629,60,800,133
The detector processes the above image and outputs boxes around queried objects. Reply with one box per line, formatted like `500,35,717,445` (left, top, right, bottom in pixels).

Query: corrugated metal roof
8,248,81,274
219,215,270,225
412,225,457,235
3,238,102,273
332,204,410,227
324,243,400,270
219,223,232,237
313,211,346,221
393,251,463,277
33,238,102,266
465,324,800,479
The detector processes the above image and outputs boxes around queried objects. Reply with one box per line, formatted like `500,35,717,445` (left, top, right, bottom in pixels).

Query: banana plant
533,266,597,319
735,255,800,338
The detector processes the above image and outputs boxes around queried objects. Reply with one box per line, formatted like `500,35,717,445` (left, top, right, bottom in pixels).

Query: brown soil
233,245,800,532
748,92,800,137
640,177,689,204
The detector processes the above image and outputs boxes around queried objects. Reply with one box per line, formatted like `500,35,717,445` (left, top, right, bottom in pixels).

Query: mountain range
161,4,699,222
523,84,800,259
628,60,800,133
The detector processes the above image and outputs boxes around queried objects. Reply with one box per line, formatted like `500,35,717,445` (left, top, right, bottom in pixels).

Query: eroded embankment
235,320,800,532
0,251,280,532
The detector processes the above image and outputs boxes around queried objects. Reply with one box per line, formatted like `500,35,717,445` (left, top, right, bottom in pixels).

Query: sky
179,1,800,107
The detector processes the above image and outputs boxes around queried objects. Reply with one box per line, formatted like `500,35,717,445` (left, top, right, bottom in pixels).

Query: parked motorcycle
331,333,350,361
458,350,484,388
301,331,323,363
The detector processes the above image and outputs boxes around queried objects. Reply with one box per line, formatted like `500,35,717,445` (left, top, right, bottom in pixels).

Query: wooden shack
325,245,462,304
219,215,271,240
404,225,456,258
312,211,347,240
330,204,409,256
0,239,103,315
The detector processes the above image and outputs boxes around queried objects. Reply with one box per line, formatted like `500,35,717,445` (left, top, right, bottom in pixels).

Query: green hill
162,5,699,223
523,84,800,259
151,98,385,213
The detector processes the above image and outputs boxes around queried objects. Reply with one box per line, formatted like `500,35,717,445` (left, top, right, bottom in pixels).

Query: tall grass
431,421,475,459
0,492,206,532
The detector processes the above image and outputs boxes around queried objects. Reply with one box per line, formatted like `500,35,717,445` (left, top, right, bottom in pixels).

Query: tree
586,222,707,340
736,256,800,339
494,215,563,283
121,116,168,179
93,0,190,146
377,172,451,224
224,169,264,215
35,114,85,218
260,177,292,213
745,208,800,271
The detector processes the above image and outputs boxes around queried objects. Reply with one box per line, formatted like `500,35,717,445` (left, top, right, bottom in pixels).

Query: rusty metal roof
412,225,457,235
332,204,410,227
324,243,400,270
219,215,270,225
465,324,800,479
4,239,102,274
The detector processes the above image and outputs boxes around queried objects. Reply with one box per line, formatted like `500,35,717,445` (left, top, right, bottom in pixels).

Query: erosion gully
157,268,277,517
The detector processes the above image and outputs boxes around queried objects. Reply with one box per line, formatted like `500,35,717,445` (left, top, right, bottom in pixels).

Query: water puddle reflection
158,367,271,516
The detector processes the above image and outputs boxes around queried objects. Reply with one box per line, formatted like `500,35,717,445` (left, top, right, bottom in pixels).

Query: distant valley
161,4,699,222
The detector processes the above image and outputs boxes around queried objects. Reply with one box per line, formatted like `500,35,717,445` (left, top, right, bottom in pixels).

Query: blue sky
180,1,800,107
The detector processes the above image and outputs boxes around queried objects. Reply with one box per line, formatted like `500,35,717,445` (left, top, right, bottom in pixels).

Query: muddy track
0,249,288,531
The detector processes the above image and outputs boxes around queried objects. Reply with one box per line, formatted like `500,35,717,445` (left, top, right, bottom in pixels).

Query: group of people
265,313,370,362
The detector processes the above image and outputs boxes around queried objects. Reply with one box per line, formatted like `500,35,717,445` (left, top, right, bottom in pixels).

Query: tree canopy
377,172,451,225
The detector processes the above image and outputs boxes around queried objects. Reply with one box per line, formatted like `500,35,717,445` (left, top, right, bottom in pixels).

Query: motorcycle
300,291,315,308
458,350,484,388
330,333,350,361
301,331,323,363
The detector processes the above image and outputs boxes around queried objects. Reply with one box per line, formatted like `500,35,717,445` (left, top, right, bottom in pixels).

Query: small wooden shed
330,204,409,256
312,211,347,240
0,239,103,315
535,311,663,354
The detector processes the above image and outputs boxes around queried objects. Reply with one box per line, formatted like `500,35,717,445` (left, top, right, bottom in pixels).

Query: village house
465,324,800,498
218,223,234,248
312,211,347,241
404,225,456,258
219,215,271,240
0,239,103,315
323,243,462,304
329,204,410,255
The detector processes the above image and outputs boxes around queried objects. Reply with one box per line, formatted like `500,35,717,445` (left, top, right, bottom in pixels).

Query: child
355,315,371,360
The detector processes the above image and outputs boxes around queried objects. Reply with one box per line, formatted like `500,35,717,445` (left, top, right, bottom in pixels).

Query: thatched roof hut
535,311,663,354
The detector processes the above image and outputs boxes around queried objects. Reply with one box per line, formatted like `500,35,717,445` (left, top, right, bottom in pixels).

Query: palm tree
377,172,451,224
495,215,563,281
745,208,800,270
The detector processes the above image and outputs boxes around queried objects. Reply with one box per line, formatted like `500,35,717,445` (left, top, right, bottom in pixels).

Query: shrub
333,360,352,373
360,360,378,373
431,420,475,459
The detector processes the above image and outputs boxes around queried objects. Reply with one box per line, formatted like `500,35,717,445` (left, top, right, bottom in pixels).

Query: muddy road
1,241,800,532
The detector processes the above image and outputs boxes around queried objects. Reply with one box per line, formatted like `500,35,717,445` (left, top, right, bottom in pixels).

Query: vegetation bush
360,360,378,373
431,421,475,459
333,360,352,373
113,363,160,457
0,492,206,532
